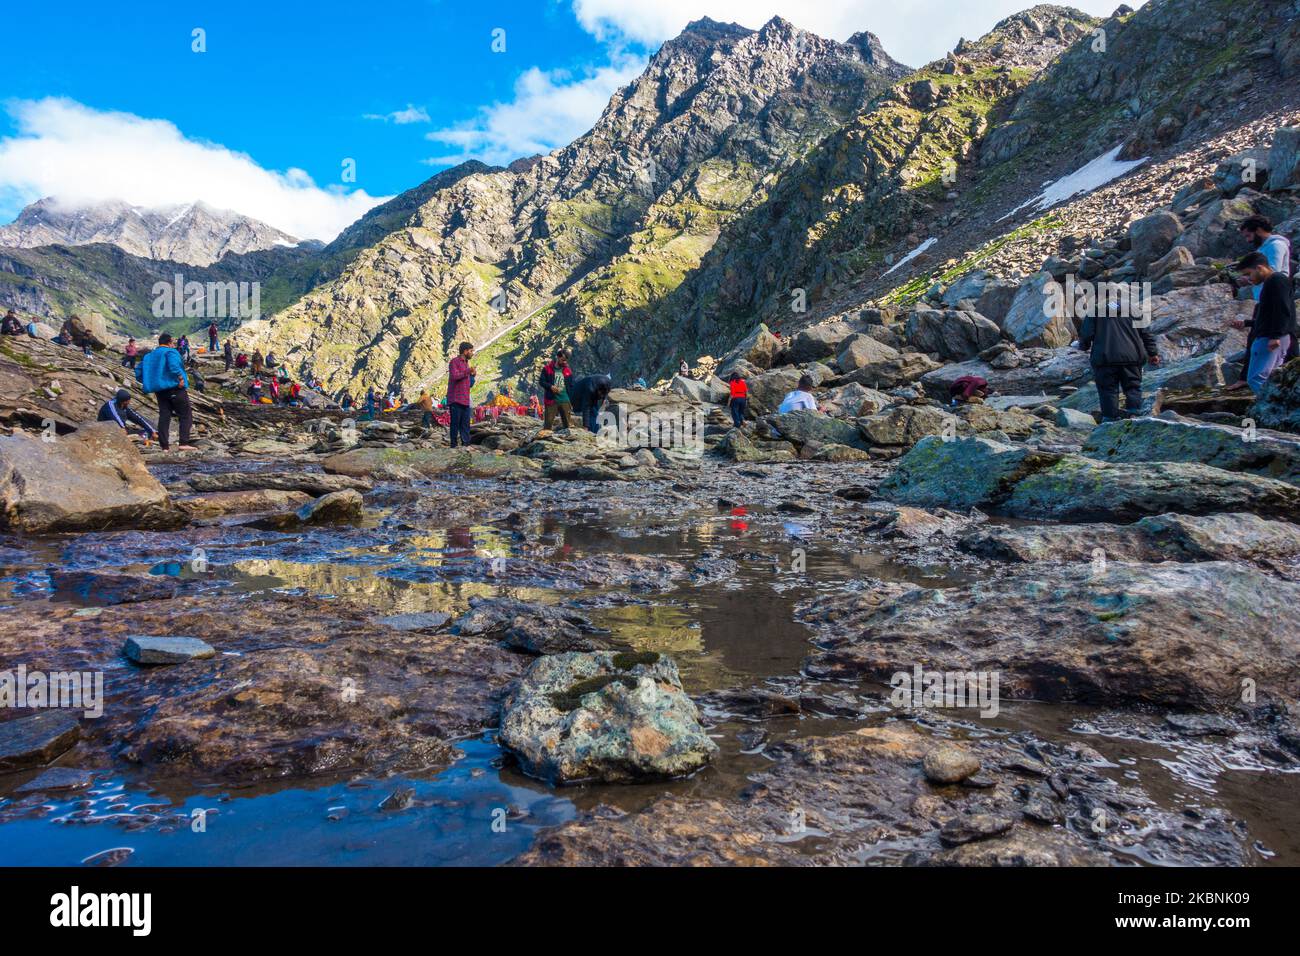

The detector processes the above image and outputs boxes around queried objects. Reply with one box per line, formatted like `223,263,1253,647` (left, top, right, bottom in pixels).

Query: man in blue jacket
134,333,195,451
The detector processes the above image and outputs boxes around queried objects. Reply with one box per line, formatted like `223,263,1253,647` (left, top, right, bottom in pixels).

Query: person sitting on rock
249,378,264,403
569,373,612,433
1,309,22,335
539,349,574,430
235,352,249,369
727,372,748,428
97,388,157,442
1077,298,1160,421
1232,251,1296,395
265,351,279,369
777,375,818,414
948,375,989,405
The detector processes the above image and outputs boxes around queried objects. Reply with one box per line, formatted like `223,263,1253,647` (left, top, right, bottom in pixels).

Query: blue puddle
0,736,575,866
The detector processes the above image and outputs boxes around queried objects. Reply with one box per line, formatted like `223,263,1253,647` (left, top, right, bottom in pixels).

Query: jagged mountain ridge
236,15,909,395
0,197,307,267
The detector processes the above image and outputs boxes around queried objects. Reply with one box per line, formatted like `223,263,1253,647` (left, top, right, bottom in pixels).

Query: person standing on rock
122,337,139,369
540,349,574,430
448,341,475,447
252,350,265,375
418,388,435,430
569,373,612,433
727,372,749,428
1077,301,1160,421
135,332,196,451
1234,251,1296,395
223,338,233,371
777,375,818,414
207,321,219,353
97,388,157,442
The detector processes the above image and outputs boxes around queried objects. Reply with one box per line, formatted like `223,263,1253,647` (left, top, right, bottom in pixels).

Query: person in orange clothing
727,372,748,429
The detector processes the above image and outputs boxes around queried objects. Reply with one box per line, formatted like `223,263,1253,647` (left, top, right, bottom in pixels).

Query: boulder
1083,416,1300,485
177,489,312,518
1127,211,1184,273
1145,285,1251,362
803,562,1300,711
1002,272,1075,348
1173,197,1256,260
858,405,960,447
1004,457,1300,521
834,352,941,390
0,423,182,533
772,409,869,449
818,382,892,419
717,429,796,463
498,650,717,784
836,333,900,372
960,512,1300,565
670,374,728,405
1267,126,1300,191
1059,352,1229,415
940,271,991,309
747,364,832,414
787,322,859,363
921,347,1091,399
1148,244,1195,280
322,446,543,481
1213,148,1271,194
185,471,372,496
297,489,365,524
973,278,1020,327
718,323,782,373
877,436,1058,510
903,309,1002,361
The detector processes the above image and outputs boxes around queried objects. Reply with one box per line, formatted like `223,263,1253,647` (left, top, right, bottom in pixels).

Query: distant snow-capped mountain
0,197,304,266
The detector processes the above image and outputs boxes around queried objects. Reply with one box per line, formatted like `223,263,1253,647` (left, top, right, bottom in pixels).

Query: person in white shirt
1229,215,1294,387
777,375,818,413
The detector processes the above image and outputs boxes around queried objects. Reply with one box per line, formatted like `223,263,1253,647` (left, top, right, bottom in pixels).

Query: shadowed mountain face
235,15,909,396
0,197,304,267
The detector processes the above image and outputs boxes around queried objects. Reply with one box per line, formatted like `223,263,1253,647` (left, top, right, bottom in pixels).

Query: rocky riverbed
1,414,1298,865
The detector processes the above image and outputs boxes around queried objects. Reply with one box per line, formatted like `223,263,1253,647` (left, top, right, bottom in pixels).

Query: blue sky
0,0,1139,240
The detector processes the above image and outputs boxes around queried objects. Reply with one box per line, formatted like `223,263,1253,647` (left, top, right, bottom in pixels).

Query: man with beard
1228,215,1293,388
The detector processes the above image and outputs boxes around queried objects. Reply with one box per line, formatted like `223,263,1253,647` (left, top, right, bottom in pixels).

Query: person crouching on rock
98,388,157,443
540,349,574,430
778,375,818,413
1077,302,1160,421
249,378,264,403
1,310,22,335
569,373,612,433
948,375,989,406
1232,251,1297,395
135,332,196,451
727,372,748,428
448,341,475,448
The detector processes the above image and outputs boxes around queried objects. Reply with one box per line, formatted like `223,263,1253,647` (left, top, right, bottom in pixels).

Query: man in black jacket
1077,301,1161,421
569,373,612,433
1234,251,1297,394
97,388,157,441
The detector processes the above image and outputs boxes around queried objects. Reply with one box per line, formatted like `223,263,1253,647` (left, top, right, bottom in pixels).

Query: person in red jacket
538,349,573,430
447,341,475,447
727,372,748,428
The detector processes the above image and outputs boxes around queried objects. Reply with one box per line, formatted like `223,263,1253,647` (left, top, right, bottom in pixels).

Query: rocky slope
236,16,908,397
0,197,305,266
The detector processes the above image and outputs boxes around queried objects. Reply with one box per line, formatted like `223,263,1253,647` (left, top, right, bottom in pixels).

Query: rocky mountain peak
0,196,302,267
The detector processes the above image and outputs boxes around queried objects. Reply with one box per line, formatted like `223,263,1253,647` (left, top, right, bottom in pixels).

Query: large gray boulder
904,309,1002,361
1251,360,1300,434
498,651,717,784
718,323,782,373
877,436,1056,510
1002,272,1075,348
787,321,859,363
1083,416,1300,485
836,333,899,372
1059,353,1227,415
1127,211,1184,273
859,405,960,448
1173,196,1256,259
0,423,183,533
670,374,728,405
772,409,869,449
1268,125,1300,191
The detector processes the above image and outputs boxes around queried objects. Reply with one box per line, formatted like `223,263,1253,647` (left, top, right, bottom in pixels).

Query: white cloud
364,104,431,124
571,0,1142,68
0,98,389,241
425,55,644,167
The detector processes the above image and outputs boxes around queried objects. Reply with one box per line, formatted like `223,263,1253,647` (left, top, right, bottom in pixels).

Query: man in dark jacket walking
1077,304,1160,421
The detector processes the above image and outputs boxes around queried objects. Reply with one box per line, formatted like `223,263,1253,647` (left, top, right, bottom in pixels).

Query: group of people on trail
132,333,196,452
537,349,611,432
